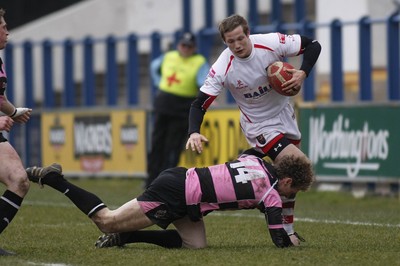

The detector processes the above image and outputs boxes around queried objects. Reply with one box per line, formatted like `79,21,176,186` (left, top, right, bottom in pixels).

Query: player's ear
284,177,293,186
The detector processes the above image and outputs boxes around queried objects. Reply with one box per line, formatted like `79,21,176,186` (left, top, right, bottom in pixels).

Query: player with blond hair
186,14,321,245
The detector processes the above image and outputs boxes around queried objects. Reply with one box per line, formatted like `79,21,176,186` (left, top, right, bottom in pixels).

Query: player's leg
92,199,153,233
100,213,203,250
97,168,203,249
0,141,30,235
163,115,189,169
95,229,183,249
95,198,184,249
263,105,308,245
241,103,308,246
96,168,190,249
173,216,206,249
271,103,307,242
146,113,169,188
26,164,154,233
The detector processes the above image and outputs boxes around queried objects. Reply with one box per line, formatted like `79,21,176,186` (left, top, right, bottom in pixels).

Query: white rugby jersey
201,33,302,123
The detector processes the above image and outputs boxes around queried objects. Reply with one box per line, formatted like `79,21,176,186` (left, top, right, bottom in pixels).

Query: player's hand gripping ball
267,61,296,96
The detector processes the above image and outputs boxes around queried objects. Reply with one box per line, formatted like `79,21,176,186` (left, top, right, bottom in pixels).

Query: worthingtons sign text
309,114,389,178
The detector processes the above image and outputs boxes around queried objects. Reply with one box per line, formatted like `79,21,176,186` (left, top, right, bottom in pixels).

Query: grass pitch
0,178,399,266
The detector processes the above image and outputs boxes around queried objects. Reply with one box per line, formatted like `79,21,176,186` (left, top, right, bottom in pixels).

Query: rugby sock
0,190,23,234
43,173,107,217
119,230,183,248
282,196,295,235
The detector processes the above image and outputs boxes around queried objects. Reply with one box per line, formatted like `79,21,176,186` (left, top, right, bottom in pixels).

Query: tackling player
0,7,33,256
26,154,314,249
185,14,321,245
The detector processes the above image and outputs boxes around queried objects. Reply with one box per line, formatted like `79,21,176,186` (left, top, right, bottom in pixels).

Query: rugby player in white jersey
186,14,321,246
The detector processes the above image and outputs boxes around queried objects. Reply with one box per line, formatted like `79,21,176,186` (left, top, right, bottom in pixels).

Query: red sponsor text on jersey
236,80,247,90
277,33,286,44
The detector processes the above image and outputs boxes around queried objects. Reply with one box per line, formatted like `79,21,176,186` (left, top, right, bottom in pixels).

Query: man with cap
145,32,209,188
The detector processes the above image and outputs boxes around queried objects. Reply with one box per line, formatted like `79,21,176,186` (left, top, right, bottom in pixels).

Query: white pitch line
209,212,400,228
27,262,71,266
25,201,400,229
295,217,400,228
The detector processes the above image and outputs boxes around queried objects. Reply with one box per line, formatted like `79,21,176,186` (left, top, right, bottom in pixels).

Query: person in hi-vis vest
146,32,209,188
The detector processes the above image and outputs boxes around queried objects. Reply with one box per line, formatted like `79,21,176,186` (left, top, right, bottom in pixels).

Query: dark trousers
146,112,189,188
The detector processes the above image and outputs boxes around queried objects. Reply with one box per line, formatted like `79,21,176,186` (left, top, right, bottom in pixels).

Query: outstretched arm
186,91,216,153
264,206,293,248
281,195,305,246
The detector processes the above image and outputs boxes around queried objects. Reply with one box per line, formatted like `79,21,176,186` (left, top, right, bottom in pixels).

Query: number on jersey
230,160,265,184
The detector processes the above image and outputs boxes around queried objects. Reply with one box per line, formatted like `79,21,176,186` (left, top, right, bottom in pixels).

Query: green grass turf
0,178,399,266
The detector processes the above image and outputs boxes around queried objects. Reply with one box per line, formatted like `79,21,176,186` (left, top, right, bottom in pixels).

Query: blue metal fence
5,2,400,108
387,13,400,100
8,4,400,108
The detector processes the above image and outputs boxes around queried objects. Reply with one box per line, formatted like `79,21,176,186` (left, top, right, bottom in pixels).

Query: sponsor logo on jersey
235,79,247,90
256,134,266,145
243,85,272,99
278,32,286,44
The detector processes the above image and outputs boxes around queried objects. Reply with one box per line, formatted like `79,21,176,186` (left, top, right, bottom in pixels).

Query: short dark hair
0,8,5,19
218,14,249,41
274,155,315,191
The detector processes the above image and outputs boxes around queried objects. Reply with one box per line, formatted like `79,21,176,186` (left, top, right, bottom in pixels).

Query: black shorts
137,167,188,229
0,133,7,143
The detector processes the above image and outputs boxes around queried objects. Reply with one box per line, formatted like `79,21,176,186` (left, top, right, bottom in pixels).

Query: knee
18,175,30,195
94,221,112,233
91,210,116,233
8,170,30,197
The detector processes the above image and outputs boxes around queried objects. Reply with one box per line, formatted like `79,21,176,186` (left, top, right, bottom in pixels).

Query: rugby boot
95,233,125,248
26,163,62,188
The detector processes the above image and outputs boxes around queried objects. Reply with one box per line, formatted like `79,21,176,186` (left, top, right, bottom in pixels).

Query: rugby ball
267,61,297,96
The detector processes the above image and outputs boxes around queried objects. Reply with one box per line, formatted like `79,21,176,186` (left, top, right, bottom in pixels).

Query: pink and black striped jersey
0,58,7,99
185,154,294,236
185,154,281,213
